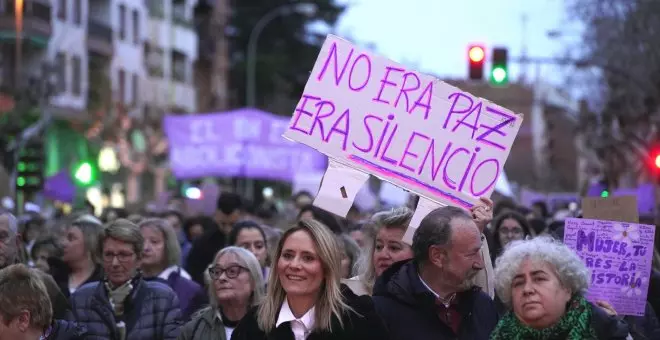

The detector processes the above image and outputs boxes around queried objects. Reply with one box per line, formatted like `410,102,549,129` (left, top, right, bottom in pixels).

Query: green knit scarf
490,295,599,340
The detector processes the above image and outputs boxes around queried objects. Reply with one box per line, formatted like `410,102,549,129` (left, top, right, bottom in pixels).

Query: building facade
446,80,581,193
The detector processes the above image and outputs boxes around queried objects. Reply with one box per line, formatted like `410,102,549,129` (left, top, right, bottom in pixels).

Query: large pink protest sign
564,218,656,316
283,35,523,208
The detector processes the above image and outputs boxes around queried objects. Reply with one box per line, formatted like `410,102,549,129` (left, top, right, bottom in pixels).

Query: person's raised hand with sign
470,197,493,233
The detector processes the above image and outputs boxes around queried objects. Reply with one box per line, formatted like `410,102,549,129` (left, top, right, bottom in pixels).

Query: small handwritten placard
564,217,655,316
582,195,639,223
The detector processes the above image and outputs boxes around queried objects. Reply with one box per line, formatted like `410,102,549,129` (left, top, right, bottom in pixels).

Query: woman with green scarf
490,236,631,340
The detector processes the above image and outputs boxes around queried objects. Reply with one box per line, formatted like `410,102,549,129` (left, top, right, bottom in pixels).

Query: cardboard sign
582,195,639,223
283,34,523,223
564,217,655,316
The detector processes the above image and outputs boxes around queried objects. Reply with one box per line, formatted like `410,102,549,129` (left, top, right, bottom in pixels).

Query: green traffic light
17,162,26,172
491,66,508,84
16,176,26,187
600,190,609,198
75,162,94,185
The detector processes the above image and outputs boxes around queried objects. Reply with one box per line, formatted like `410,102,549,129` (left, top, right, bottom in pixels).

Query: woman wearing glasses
178,246,265,340
489,210,534,265
69,219,183,340
231,219,388,340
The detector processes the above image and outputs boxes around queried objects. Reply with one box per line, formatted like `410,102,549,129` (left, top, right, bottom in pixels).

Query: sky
331,0,585,90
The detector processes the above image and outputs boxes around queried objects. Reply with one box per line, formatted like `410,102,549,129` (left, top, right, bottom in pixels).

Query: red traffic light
468,46,485,63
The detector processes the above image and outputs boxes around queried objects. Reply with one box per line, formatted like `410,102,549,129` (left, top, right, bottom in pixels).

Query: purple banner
586,183,655,216
164,108,327,180
564,217,656,316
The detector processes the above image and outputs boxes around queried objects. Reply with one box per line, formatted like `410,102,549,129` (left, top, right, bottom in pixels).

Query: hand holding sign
284,34,522,238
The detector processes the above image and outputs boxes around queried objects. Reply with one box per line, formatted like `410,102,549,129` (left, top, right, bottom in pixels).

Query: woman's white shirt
276,298,315,340
216,311,235,340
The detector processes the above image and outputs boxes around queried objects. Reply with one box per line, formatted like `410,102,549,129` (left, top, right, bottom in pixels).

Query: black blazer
231,284,389,340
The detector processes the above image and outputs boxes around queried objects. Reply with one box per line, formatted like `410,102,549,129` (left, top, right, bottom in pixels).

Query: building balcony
142,77,196,113
0,0,52,42
147,19,198,59
87,20,113,56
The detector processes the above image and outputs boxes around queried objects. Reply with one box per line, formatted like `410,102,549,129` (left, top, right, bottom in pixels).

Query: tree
567,0,660,187
227,0,346,114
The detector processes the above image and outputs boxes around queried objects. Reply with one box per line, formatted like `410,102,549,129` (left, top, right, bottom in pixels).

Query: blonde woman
139,218,208,320
231,219,388,340
178,247,265,340
344,207,414,296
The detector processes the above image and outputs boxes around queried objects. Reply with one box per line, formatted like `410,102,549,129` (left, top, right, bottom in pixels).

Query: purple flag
42,171,75,203
164,108,327,180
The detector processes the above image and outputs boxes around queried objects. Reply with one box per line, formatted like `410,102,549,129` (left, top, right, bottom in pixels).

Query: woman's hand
470,197,494,233
596,300,618,316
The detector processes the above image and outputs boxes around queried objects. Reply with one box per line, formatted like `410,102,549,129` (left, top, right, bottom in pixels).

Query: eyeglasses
102,252,135,263
208,265,246,280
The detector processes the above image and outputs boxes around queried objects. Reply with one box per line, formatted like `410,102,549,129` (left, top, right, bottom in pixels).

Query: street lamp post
241,3,315,200
245,3,316,108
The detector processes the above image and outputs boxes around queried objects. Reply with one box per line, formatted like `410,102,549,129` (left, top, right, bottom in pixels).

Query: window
73,0,81,25
118,69,126,103
119,5,126,40
58,0,67,20
71,56,81,95
55,53,66,92
132,10,140,44
171,50,186,83
132,73,139,105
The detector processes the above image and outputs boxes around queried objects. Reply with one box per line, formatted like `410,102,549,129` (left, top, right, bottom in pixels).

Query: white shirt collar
276,297,315,330
418,274,439,298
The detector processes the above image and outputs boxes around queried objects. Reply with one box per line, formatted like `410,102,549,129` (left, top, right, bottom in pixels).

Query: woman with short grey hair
139,218,207,320
70,219,183,340
178,246,265,340
490,236,630,340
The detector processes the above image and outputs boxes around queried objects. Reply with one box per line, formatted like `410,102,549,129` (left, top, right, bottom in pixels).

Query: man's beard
441,267,481,292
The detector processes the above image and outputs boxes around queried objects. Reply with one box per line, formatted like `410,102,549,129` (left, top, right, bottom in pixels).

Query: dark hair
217,192,244,215
532,201,549,218
30,236,62,261
297,204,344,234
493,198,517,217
490,210,533,260
162,209,184,225
228,220,267,246
528,218,547,235
292,191,313,201
182,215,217,240
548,220,565,240
412,206,473,263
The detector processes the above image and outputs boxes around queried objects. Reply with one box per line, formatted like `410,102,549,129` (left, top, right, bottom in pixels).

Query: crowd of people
0,191,659,340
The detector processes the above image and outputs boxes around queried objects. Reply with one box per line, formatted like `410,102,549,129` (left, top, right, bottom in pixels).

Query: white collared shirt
276,298,315,340
418,274,439,298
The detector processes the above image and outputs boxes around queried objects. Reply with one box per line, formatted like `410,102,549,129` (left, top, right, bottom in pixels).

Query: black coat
69,277,183,340
185,229,227,286
230,284,389,340
46,319,89,340
372,260,499,340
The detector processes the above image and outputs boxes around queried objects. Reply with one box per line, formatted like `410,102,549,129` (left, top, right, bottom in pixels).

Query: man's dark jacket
372,260,499,340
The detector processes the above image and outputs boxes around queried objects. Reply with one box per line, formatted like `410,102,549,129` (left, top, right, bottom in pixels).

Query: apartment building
49,0,197,119
143,0,198,118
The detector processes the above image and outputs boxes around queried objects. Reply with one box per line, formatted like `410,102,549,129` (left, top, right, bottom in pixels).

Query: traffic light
490,47,509,86
16,138,44,192
467,44,485,80
73,161,97,187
